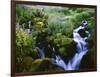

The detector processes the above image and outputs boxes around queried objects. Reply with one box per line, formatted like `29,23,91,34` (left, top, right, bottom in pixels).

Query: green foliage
22,56,33,67
47,13,74,34
16,28,33,57
70,8,95,28
59,47,67,57
16,5,96,72
48,33,73,47
16,28,35,72
16,5,30,27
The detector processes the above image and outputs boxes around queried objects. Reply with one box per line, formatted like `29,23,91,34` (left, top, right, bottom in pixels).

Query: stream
36,26,90,70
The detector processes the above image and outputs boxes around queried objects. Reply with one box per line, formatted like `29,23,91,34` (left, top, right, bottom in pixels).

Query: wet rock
29,58,54,72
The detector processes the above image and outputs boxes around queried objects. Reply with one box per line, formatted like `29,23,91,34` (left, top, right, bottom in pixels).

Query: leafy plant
16,5,96,72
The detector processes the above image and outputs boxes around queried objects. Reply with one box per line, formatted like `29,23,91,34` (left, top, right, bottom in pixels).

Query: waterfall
36,25,90,70
67,26,90,70
36,47,45,58
51,26,90,70
52,55,68,70
52,47,68,70
28,20,32,34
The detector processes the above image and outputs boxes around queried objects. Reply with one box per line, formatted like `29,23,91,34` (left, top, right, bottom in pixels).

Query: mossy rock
52,33,73,46
53,67,65,72
36,22,44,27
22,56,34,67
27,48,39,59
47,36,54,42
41,28,48,33
58,40,76,62
56,33,62,37
61,37,73,46
29,58,54,72
54,38,60,44
59,47,67,57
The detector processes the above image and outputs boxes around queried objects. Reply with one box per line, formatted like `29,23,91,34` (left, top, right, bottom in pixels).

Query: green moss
59,47,67,57
29,58,53,72
22,56,33,67
61,38,73,46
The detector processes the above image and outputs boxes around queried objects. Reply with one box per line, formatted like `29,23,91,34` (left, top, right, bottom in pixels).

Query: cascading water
51,25,90,70
36,47,45,58
36,24,90,70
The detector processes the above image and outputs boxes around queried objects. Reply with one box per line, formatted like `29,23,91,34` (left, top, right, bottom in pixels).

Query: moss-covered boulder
27,48,39,59
59,47,67,58
61,37,73,46
29,58,54,72
22,56,34,72
58,39,76,62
